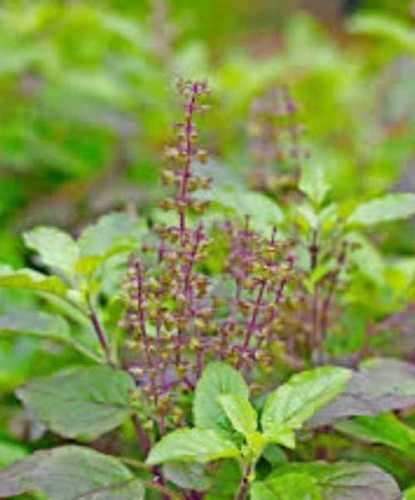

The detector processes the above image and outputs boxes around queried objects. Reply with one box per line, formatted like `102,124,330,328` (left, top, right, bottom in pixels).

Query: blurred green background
1,0,415,265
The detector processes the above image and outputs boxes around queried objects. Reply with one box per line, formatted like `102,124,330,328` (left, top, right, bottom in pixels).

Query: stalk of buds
121,80,298,434
247,86,309,195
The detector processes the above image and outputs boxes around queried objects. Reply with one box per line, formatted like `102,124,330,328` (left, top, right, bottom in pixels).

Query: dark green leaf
0,445,144,500
335,412,415,461
264,461,400,500
16,366,135,440
309,358,415,428
0,310,70,341
163,462,211,491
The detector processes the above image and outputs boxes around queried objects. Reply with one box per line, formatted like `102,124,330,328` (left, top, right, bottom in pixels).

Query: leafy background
1,0,415,495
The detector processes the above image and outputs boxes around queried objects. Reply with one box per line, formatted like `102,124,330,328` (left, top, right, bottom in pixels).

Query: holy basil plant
0,80,415,499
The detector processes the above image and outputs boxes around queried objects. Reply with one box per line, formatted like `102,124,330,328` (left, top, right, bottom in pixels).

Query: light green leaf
78,212,142,257
348,14,415,52
23,227,79,277
266,462,400,500
16,366,135,440
404,486,415,500
0,441,28,468
194,362,249,433
0,445,145,500
347,193,415,226
261,367,351,447
218,394,257,438
299,164,330,206
0,266,67,296
251,473,320,500
163,462,211,491
335,412,415,461
0,310,70,341
146,428,240,465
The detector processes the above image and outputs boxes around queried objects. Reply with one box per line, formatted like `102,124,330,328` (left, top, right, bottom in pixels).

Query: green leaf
335,412,415,461
0,445,145,500
261,367,351,447
251,473,320,500
404,486,415,500
347,193,415,226
146,428,240,465
266,462,400,500
0,266,67,296
299,164,330,206
163,462,211,491
78,212,142,257
0,441,28,468
309,358,415,428
0,310,70,341
23,227,79,277
193,362,249,434
16,366,136,440
218,394,257,438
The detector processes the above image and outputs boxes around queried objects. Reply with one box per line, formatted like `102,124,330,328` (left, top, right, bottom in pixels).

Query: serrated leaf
16,366,135,440
218,394,257,438
309,358,415,428
23,227,79,277
266,461,401,500
0,310,70,341
335,412,415,461
78,212,142,257
193,362,249,434
163,462,211,491
261,367,351,447
347,193,415,226
0,445,145,500
299,164,330,206
0,267,67,296
146,428,240,465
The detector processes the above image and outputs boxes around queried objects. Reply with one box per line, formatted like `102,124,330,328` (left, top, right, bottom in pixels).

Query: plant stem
235,464,252,500
131,414,151,458
89,308,113,366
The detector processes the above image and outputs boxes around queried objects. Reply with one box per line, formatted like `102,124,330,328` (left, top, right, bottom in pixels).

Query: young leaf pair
147,362,352,479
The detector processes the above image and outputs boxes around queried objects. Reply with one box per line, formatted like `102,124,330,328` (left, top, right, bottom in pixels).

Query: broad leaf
309,358,415,428
218,394,257,438
261,367,351,447
0,310,70,341
79,212,142,257
0,267,67,296
335,412,415,461
193,362,249,433
258,462,400,500
23,227,79,277
163,462,211,491
146,428,240,465
251,473,320,500
299,164,330,206
347,193,415,226
0,445,144,500
16,366,135,440
0,441,28,468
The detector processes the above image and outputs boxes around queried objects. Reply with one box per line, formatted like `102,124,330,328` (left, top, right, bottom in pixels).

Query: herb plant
1,80,415,499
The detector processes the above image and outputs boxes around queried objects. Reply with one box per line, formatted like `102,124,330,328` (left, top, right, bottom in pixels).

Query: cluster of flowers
120,80,297,432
